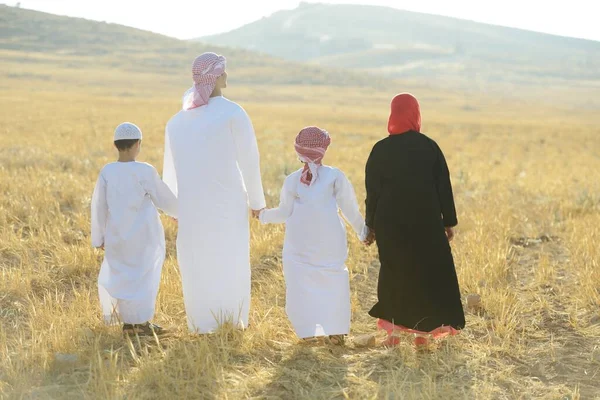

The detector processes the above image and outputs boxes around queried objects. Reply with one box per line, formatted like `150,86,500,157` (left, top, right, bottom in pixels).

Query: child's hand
363,229,376,246
445,227,454,242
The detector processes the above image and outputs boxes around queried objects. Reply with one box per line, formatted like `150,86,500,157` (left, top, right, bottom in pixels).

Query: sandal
327,335,345,346
123,322,167,337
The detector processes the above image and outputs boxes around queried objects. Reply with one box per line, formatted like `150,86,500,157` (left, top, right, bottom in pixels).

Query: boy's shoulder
136,161,157,171
98,162,117,175
282,168,304,188
284,168,303,181
133,162,160,179
98,162,156,176
322,165,345,178
283,166,344,185
323,165,340,172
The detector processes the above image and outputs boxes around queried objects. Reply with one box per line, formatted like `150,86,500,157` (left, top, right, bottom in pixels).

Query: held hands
363,228,376,246
445,227,454,242
251,208,265,219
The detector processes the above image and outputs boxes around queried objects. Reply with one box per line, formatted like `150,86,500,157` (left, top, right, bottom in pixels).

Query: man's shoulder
218,97,247,116
167,110,186,128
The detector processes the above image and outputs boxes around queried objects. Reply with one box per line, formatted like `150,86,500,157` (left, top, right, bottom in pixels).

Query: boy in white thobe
91,122,178,336
259,127,368,345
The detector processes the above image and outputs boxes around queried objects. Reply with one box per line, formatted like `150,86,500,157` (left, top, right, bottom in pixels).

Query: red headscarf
388,93,421,135
294,126,331,186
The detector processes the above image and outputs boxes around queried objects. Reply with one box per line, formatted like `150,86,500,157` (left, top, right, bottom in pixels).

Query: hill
0,4,390,89
197,2,600,88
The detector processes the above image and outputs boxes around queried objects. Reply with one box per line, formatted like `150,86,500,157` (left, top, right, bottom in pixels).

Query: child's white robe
91,162,177,324
260,166,366,338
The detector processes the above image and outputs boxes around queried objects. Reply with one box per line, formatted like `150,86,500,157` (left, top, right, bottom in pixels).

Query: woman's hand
445,227,454,242
364,229,376,246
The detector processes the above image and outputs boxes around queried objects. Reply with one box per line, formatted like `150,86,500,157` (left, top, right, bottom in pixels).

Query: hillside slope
197,2,600,85
0,5,390,88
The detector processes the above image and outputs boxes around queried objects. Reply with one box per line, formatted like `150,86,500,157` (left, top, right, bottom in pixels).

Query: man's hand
251,208,265,219
445,227,454,242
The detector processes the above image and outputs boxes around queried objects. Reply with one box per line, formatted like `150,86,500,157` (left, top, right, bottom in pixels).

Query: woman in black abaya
364,93,465,347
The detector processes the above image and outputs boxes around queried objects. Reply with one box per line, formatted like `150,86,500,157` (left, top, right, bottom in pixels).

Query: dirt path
507,235,600,398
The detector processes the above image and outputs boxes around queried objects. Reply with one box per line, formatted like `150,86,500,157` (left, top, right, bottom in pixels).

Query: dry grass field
1,55,600,399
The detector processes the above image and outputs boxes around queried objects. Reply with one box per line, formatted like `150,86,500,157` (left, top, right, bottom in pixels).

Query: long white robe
163,96,266,333
260,166,366,338
91,162,178,324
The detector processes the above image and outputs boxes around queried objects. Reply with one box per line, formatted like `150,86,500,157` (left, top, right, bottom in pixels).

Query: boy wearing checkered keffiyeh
258,126,370,345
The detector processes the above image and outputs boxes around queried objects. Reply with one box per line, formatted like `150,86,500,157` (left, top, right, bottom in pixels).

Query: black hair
114,139,140,151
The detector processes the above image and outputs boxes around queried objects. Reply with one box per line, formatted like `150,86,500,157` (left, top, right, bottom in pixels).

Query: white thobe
163,96,266,333
260,166,366,338
91,162,178,324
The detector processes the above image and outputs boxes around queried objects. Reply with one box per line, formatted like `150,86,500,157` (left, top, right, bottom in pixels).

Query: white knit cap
114,122,143,141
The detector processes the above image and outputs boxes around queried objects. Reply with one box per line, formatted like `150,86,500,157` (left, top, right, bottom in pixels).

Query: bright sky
8,0,600,42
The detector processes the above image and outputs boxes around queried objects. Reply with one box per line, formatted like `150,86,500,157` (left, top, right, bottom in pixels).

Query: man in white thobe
163,52,266,333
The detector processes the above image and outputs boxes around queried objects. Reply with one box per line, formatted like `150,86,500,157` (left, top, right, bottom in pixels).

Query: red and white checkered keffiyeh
294,126,331,186
182,52,226,110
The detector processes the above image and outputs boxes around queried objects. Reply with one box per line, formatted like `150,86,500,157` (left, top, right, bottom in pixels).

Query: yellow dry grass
1,67,600,399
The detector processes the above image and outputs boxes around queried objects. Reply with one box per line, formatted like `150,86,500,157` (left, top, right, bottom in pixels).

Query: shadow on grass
255,342,349,399
353,335,476,399
120,323,253,400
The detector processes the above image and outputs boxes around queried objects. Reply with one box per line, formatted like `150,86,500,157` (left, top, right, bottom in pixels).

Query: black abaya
366,131,465,331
